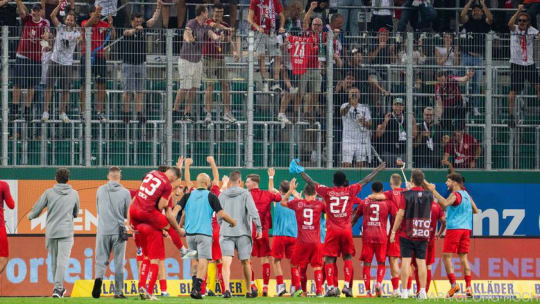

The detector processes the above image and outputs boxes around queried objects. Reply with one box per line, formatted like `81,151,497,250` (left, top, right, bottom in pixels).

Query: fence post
246,31,254,168
1,26,8,166
406,32,413,169
166,29,173,165
485,33,493,170
84,29,92,166
326,30,334,168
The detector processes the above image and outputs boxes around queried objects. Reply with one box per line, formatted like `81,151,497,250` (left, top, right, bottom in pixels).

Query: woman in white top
435,33,460,68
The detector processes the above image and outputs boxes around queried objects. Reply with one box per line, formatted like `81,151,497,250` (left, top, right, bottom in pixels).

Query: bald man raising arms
177,173,236,299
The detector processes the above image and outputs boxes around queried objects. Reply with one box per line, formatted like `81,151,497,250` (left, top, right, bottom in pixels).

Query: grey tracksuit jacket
218,186,262,237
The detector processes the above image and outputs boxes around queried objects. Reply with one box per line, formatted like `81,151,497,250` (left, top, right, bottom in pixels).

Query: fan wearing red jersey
281,179,325,297
296,161,386,297
352,182,396,297
246,173,282,296
0,181,15,275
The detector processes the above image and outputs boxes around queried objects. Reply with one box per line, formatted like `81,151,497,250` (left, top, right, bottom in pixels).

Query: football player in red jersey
0,180,15,275
352,181,396,297
246,173,282,296
295,160,386,297
281,179,326,297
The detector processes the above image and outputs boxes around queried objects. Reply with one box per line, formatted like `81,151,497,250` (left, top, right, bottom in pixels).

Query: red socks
300,267,307,292
426,269,432,292
159,279,167,293
291,267,301,290
276,275,284,285
324,263,335,287
262,263,271,286
391,277,400,290
201,278,207,295
166,227,184,250
448,273,456,285
147,264,159,295
314,269,323,294
376,264,385,285
344,260,353,288
465,275,472,288
333,263,338,287
217,263,225,292
363,265,371,292
414,268,420,293
139,259,150,290
407,275,412,290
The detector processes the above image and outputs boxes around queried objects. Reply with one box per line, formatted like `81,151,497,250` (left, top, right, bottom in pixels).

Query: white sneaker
417,289,427,300
41,111,49,122
59,112,70,123
223,112,237,123
160,291,170,297
277,113,291,125
139,287,151,300
392,289,400,297
148,294,159,301
401,289,410,299
276,284,286,297
180,247,197,259
289,87,299,94
204,112,212,124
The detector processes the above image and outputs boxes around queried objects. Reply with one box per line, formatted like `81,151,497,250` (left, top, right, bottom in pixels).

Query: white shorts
178,58,202,90
254,31,281,57
342,141,371,163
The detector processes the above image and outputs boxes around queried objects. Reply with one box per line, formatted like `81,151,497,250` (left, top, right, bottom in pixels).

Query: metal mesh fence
1,2,540,169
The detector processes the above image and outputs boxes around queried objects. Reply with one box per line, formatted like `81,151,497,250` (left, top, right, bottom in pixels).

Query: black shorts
80,56,107,84
511,63,539,92
281,69,299,91
400,237,428,259
13,57,41,89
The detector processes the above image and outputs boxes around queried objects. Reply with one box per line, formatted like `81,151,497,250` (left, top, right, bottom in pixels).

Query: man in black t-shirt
121,2,161,124
459,0,493,116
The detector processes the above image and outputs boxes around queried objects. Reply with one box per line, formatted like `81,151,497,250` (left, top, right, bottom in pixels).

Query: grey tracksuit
218,187,262,260
28,183,79,291
95,181,131,296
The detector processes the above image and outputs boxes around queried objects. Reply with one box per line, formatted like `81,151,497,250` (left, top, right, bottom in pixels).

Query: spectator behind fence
376,98,417,168
173,5,222,122
80,5,115,122
340,87,372,167
283,0,303,31
459,0,492,117
507,5,540,128
43,3,81,123
337,0,364,36
525,0,540,29
370,0,394,32
397,0,437,32
120,2,162,124
203,3,238,124
434,69,474,133
41,0,74,23
414,107,443,168
304,0,331,25
11,1,50,121
248,0,285,92
367,27,396,83
435,33,460,71
442,122,481,168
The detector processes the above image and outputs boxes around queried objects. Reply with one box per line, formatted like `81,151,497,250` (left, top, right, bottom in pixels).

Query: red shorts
411,239,435,266
360,242,387,264
0,225,8,257
129,204,169,232
133,231,146,262
443,229,471,254
271,236,296,260
386,235,401,257
323,229,355,257
212,230,222,261
136,223,165,260
291,242,323,268
251,230,271,257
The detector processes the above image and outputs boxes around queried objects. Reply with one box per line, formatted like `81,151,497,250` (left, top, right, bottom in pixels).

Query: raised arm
84,5,102,28
480,0,493,24
357,161,387,187
376,113,391,138
183,27,195,43
460,0,473,24
303,1,317,31
453,69,475,83
268,168,275,191
184,158,194,189
424,182,456,208
300,172,318,188
508,4,523,31
146,0,162,28
50,2,62,27
280,178,296,207
15,0,28,19
207,156,220,185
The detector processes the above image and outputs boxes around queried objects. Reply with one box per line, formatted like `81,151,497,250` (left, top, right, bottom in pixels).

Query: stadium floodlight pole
485,33,493,170
84,29,92,167
166,28,174,165
405,32,413,170
1,26,8,166
246,31,254,168
326,30,334,169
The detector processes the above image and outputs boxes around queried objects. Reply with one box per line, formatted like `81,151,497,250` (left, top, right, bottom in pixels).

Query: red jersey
435,76,463,108
134,170,172,212
356,198,396,244
0,181,15,226
444,133,479,168
429,202,444,241
250,188,281,231
249,0,283,34
287,199,325,244
17,16,50,62
210,185,221,230
81,19,111,58
286,34,317,75
129,189,138,198
316,183,362,231
203,19,230,59
384,187,406,227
